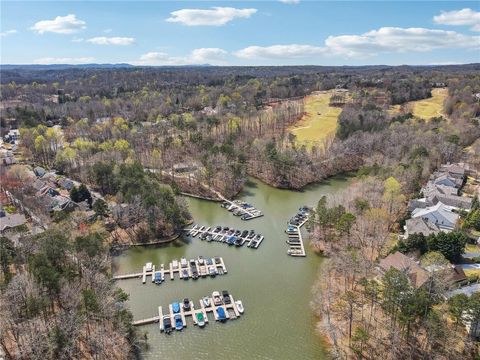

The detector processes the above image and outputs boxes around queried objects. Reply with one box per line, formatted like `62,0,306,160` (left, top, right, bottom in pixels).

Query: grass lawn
289,92,341,145
465,243,480,253
411,88,448,119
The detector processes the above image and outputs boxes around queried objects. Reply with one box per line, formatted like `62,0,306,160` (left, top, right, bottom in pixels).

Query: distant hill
0,63,135,71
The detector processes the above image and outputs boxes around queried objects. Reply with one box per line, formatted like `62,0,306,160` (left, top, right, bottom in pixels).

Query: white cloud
235,44,325,59
0,29,17,37
72,38,84,43
87,36,135,46
31,14,86,34
278,0,300,4
235,27,480,60
325,27,480,56
135,48,228,65
166,7,257,26
33,57,95,64
103,28,113,33
189,48,228,64
433,8,480,31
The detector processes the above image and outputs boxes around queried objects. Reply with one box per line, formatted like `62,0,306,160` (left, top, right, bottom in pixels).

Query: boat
174,314,183,330
180,257,187,268
172,302,180,313
212,291,222,306
198,256,205,265
172,260,179,270
162,315,172,334
154,271,163,284
145,262,153,272
202,296,211,307
235,300,244,314
196,312,206,327
209,267,217,277
182,269,189,279
206,235,213,241
216,307,227,322
222,290,231,305
183,298,191,311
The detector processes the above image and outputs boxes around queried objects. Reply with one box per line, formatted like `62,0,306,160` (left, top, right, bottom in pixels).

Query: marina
114,176,352,359
285,206,311,257
185,224,265,249
132,291,244,333
112,256,228,283
220,199,264,220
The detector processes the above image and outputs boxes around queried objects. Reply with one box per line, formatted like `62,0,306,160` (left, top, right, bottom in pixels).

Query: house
411,202,459,231
431,172,463,189
378,251,430,288
31,179,47,192
172,161,202,173
57,177,74,191
33,166,47,178
439,163,466,179
1,156,16,166
0,213,27,233
404,217,441,237
423,182,472,210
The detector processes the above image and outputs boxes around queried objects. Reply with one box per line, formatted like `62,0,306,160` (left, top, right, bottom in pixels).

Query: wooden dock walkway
112,256,228,283
222,200,263,220
184,225,265,249
133,292,243,332
286,210,310,257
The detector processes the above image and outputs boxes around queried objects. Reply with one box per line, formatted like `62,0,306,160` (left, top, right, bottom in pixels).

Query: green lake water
112,176,352,360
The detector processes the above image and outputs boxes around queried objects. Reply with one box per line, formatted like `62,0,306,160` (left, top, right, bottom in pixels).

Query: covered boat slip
220,199,264,220
132,293,244,332
112,256,228,283
286,207,311,257
185,224,265,249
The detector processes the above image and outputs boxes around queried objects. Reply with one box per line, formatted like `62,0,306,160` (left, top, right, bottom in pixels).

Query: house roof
32,179,47,191
439,163,466,177
34,166,46,177
405,217,441,236
379,251,430,288
431,172,463,188
0,213,27,231
411,202,459,229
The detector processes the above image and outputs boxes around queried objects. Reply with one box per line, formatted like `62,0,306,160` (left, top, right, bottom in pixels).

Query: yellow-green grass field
389,88,448,120
411,88,448,119
289,92,341,145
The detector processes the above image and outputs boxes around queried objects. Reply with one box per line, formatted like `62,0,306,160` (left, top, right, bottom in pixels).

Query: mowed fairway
289,92,341,144
411,88,448,119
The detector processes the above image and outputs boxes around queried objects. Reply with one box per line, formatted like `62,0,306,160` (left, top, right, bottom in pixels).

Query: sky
1,1,479,66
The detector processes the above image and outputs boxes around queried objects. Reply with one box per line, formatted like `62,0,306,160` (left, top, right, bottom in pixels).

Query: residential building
411,202,459,231
378,251,430,288
404,217,441,237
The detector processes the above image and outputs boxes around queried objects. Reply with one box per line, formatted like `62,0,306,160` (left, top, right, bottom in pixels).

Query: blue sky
1,1,479,65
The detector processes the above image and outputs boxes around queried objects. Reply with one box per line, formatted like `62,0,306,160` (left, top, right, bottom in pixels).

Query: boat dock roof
112,256,227,283
132,292,243,332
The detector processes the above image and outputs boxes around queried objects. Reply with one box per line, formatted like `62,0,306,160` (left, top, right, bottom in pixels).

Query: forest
2,64,479,197
1,64,480,359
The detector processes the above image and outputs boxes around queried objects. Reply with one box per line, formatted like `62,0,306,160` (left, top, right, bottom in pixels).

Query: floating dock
132,292,244,333
220,199,263,221
113,256,227,283
285,207,311,257
185,225,264,249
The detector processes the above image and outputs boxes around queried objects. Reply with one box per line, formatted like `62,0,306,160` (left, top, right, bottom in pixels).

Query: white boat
202,296,211,307
180,257,187,268
212,291,222,306
172,260,179,269
235,300,244,314
145,262,153,272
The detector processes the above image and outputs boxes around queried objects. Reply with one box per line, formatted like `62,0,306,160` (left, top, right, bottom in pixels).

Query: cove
113,175,352,359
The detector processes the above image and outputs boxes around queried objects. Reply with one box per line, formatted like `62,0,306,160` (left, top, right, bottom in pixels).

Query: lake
113,176,352,360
